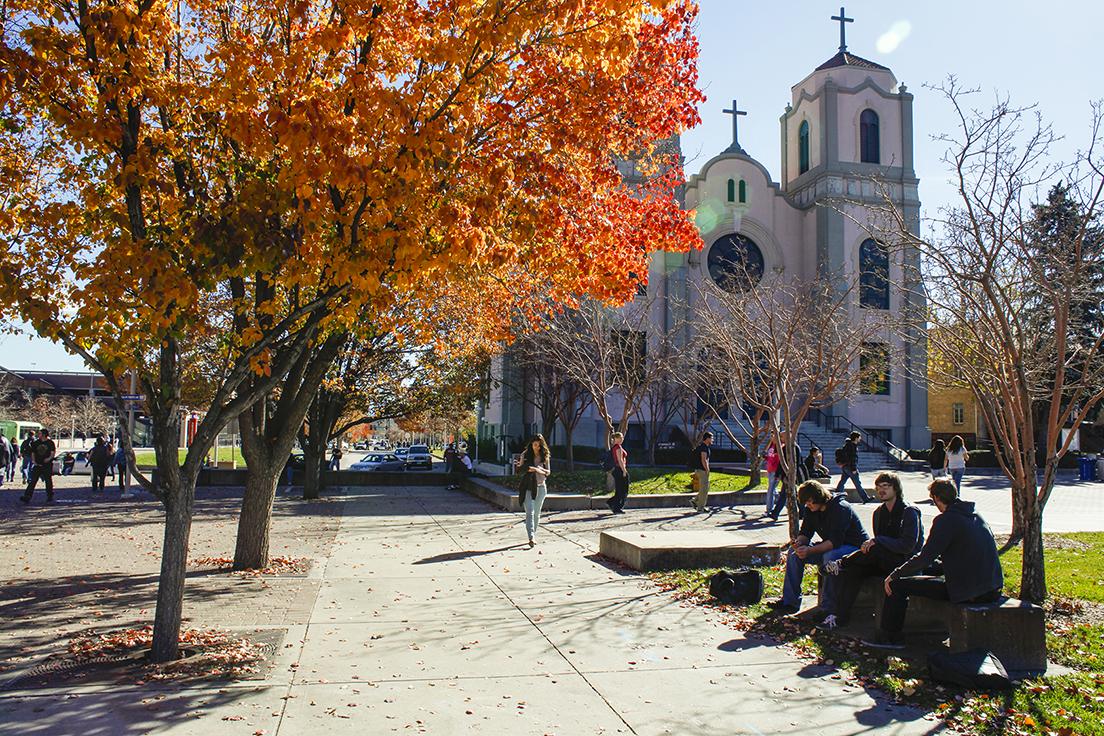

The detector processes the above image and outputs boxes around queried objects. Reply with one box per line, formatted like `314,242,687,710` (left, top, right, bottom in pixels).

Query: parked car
394,447,408,460
404,444,433,470
349,453,406,472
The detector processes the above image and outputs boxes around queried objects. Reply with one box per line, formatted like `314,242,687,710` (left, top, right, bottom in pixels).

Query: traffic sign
121,394,145,401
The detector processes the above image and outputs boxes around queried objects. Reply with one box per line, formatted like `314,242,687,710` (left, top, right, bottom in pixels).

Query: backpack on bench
708,569,764,605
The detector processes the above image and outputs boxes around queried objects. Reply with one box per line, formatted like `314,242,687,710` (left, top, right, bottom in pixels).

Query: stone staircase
709,419,898,471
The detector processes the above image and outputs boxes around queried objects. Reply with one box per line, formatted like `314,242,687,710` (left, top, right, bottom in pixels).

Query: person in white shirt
944,435,970,494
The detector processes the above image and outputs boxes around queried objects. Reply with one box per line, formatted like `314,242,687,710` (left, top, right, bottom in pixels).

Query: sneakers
862,632,905,650
816,614,839,631
767,599,800,615
823,558,843,576
528,538,535,549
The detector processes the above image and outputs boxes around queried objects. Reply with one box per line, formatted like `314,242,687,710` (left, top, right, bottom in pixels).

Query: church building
479,10,929,459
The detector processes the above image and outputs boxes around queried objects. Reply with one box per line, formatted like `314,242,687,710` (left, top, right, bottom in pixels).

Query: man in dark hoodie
818,472,924,630
864,478,1004,649
770,480,869,616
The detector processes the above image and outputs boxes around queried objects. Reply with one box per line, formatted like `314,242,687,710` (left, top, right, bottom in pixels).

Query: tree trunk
233,465,280,570
785,477,799,538
303,444,324,500
564,424,576,472
747,433,762,487
1019,500,1047,602
150,407,194,663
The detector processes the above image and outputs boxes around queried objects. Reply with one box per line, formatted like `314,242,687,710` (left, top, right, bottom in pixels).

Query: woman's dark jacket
517,456,550,503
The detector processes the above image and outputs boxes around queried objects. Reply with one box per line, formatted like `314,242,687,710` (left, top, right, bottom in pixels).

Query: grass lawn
651,532,1104,736
132,447,245,469
497,467,761,496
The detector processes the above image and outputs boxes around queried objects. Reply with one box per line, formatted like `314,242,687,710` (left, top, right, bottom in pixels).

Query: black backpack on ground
708,569,764,605
928,648,1013,690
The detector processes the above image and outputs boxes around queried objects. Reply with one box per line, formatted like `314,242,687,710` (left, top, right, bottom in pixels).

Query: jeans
609,467,630,511
765,471,778,513
835,467,871,502
881,576,1002,634
833,545,909,623
781,544,860,610
950,468,965,492
770,485,789,519
694,470,710,510
23,464,54,500
523,484,547,540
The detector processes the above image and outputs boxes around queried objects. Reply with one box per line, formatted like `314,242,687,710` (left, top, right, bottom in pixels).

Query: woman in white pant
515,435,551,548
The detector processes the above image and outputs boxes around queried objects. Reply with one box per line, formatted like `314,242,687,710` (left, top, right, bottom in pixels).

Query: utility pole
122,370,137,498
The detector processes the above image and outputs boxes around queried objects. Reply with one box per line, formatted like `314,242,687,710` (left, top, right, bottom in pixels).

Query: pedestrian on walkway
329,444,343,471
19,434,34,482
515,434,551,548
764,440,780,515
605,432,630,515
834,432,872,503
0,434,9,487
114,443,128,492
692,431,713,512
818,472,924,631
769,441,809,521
106,439,116,479
928,438,947,480
7,435,16,481
945,435,969,493
88,435,111,492
21,429,57,504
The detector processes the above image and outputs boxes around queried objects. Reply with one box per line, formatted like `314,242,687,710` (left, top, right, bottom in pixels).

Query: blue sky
3,0,1100,373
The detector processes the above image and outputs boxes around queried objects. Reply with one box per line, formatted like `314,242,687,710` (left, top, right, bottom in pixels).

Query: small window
859,238,889,310
860,342,891,395
738,180,747,203
953,403,965,425
727,178,736,203
860,109,880,164
798,121,810,174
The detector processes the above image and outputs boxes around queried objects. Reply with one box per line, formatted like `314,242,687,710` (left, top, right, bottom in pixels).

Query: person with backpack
928,438,947,480
604,431,630,514
19,435,34,482
88,435,111,493
691,431,714,513
834,431,872,503
21,428,57,504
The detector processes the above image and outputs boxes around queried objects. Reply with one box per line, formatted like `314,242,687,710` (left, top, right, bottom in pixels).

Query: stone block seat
599,530,781,572
816,573,1046,673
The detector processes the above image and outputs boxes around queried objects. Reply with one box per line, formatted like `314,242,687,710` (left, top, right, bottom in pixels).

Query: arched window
859,238,889,309
798,121,810,174
726,178,736,203
860,109,880,164
738,180,747,203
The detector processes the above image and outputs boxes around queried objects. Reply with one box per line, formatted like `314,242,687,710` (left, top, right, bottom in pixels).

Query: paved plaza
0,470,1101,735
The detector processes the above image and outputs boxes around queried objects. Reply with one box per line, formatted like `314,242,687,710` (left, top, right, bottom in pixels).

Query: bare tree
693,276,890,535
74,396,115,438
875,80,1104,601
539,297,667,449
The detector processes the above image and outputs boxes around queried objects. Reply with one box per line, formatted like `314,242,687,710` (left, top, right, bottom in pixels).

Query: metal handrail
806,407,913,469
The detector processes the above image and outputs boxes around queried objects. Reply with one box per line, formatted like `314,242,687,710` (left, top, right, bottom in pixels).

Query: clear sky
3,0,1100,373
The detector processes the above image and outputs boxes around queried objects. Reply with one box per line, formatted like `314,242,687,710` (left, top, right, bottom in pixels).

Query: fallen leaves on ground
190,556,311,576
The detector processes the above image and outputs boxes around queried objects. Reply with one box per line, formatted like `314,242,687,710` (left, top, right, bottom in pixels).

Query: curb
455,476,767,512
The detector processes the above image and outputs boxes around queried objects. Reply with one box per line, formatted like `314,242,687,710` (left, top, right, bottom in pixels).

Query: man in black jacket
834,432,872,503
771,480,869,615
818,472,924,630
864,478,1004,649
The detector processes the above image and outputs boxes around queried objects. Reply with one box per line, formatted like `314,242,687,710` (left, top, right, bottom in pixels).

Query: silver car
349,453,406,472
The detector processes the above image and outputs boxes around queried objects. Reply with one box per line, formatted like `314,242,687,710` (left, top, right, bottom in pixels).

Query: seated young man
770,480,869,616
817,472,924,630
864,478,1004,649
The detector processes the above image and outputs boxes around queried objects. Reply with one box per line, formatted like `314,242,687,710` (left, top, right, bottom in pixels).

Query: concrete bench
600,531,781,572
816,574,1046,672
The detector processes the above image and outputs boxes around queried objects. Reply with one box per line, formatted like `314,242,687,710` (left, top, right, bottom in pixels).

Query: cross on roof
722,99,747,152
832,6,854,53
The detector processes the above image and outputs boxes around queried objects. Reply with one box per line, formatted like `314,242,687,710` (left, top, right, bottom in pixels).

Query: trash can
1097,456,1104,482
1079,455,1097,482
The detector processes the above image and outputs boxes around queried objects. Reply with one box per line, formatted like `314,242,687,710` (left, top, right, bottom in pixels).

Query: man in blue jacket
770,480,869,616
818,472,924,630
865,478,1004,649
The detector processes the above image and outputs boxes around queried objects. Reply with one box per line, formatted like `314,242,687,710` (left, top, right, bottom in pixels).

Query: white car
404,444,433,470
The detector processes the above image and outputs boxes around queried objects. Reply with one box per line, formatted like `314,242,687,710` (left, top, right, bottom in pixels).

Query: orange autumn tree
0,0,702,662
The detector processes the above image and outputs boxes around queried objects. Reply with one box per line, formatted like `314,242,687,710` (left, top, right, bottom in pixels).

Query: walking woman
945,435,970,493
764,440,780,516
928,438,947,480
515,434,551,548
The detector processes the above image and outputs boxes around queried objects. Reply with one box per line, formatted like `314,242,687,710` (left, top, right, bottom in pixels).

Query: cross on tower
722,99,748,152
832,6,854,53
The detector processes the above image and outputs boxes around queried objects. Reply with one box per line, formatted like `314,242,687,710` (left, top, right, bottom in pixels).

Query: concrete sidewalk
0,483,942,735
